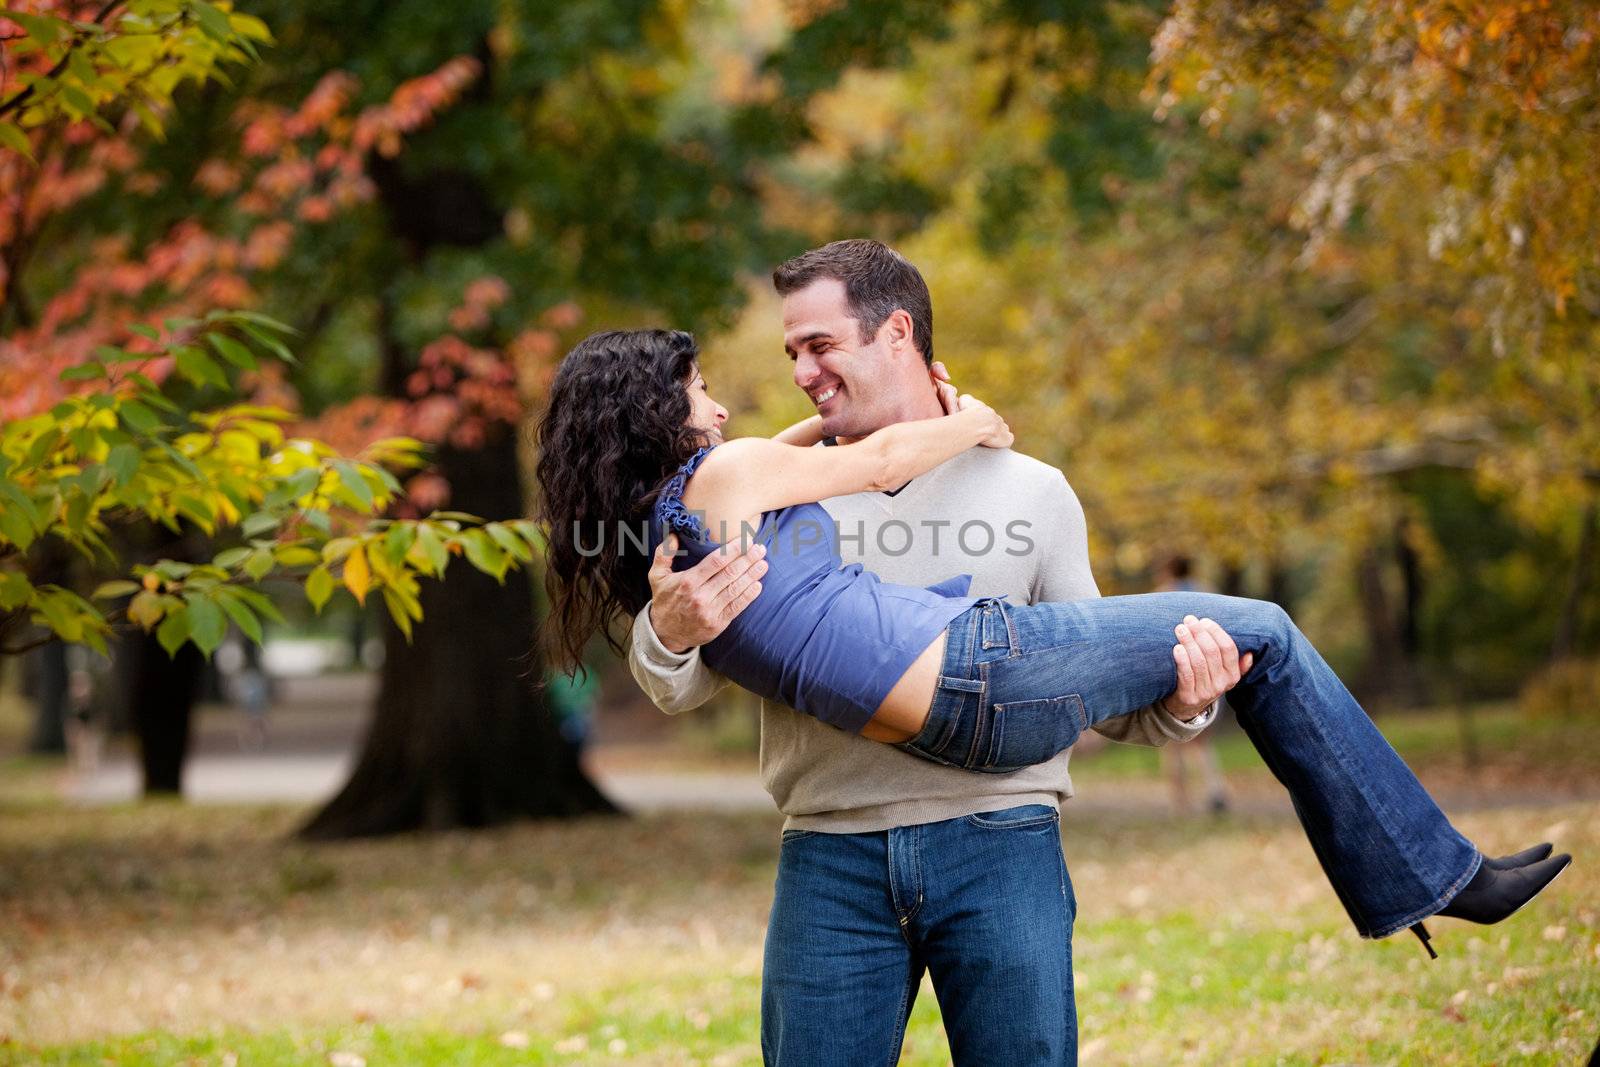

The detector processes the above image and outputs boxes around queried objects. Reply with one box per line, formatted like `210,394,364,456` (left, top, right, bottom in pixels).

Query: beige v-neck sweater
628,445,1214,833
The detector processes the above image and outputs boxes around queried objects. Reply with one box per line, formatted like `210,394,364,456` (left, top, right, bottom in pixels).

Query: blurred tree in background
694,0,1598,706
6,0,806,833
0,2,557,798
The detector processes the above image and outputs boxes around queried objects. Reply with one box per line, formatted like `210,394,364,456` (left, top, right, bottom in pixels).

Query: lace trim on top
654,444,717,542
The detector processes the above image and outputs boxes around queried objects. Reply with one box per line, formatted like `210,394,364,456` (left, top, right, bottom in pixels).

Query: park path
60,672,774,812
56,672,1600,819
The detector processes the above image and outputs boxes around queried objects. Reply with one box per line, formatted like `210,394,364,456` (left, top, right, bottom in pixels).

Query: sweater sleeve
1029,470,1216,746
627,602,732,714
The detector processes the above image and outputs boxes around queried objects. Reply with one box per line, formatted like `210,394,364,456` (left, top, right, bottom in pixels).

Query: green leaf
60,83,96,120
156,440,202,479
408,522,450,577
83,626,110,659
175,346,229,390
207,333,258,370
130,324,159,341
190,1,234,42
2,11,69,46
321,537,357,563
383,521,416,565
185,594,227,655
239,321,298,365
1,481,44,530
333,460,375,511
106,443,141,486
23,427,62,469
156,608,191,657
57,361,106,382
381,586,415,641
213,546,253,569
241,511,280,537
304,564,334,613
173,492,217,531
459,529,508,582
225,585,284,624
33,589,85,642
67,426,98,456
152,560,195,581
214,588,263,644
243,548,275,581
262,466,321,509
229,12,274,42
487,522,534,563
120,401,162,434
0,122,35,164
271,544,321,567
91,580,140,599
0,571,33,610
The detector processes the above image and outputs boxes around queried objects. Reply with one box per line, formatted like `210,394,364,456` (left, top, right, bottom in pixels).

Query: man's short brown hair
772,239,934,364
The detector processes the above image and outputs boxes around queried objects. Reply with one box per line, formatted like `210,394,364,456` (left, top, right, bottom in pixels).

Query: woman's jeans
898,593,1481,939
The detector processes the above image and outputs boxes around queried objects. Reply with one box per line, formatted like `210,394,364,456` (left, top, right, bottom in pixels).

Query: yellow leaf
342,543,371,605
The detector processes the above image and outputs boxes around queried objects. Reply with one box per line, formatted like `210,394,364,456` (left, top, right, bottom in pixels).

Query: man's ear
883,308,916,357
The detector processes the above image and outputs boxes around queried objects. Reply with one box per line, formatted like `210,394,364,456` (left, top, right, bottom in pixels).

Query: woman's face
685,365,729,443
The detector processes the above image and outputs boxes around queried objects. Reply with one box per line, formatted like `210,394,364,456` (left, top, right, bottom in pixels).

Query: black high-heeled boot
1483,843,1554,870
1409,852,1572,959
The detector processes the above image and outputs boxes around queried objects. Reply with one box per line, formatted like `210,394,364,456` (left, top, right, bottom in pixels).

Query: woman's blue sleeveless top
645,444,979,734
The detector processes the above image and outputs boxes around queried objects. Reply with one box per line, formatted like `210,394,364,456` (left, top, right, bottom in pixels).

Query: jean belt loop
963,599,983,668
980,595,1011,651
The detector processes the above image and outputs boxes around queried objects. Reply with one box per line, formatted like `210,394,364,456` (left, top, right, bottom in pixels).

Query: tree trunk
25,641,68,754
1551,499,1597,662
1219,563,1246,599
114,521,210,795
126,631,204,795
1265,559,1294,615
299,431,617,839
1353,544,1427,708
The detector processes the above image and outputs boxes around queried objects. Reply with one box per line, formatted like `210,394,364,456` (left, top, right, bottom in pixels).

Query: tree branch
0,0,128,122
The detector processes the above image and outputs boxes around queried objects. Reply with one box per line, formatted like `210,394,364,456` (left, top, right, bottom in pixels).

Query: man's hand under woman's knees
1160,614,1255,720
646,534,768,654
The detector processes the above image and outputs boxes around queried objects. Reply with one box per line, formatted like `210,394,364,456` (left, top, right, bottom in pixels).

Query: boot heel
1410,922,1438,960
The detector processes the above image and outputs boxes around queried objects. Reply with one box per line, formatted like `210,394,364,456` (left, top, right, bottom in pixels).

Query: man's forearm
1090,698,1218,746
627,603,730,713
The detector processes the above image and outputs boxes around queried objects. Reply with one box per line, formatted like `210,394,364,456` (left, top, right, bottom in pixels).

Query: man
629,239,1246,1065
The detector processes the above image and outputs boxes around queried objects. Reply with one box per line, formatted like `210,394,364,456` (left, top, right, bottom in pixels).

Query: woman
535,328,1570,957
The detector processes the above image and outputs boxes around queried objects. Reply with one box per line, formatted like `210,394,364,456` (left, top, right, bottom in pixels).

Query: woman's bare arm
771,414,825,446
684,400,1011,537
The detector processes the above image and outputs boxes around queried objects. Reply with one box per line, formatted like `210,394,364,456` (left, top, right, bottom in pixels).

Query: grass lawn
1,706,1596,1065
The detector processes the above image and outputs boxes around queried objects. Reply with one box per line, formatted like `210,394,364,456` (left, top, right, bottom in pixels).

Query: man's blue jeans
762,804,1076,1066
901,593,1482,940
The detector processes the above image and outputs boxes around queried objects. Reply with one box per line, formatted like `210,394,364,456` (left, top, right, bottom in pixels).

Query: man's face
782,277,922,439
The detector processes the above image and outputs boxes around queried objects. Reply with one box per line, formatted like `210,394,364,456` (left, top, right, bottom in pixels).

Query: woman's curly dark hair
534,329,708,676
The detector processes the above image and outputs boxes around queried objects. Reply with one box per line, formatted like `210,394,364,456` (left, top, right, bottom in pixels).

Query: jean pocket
780,828,819,843
919,674,984,759
965,803,1060,830
984,693,1087,770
